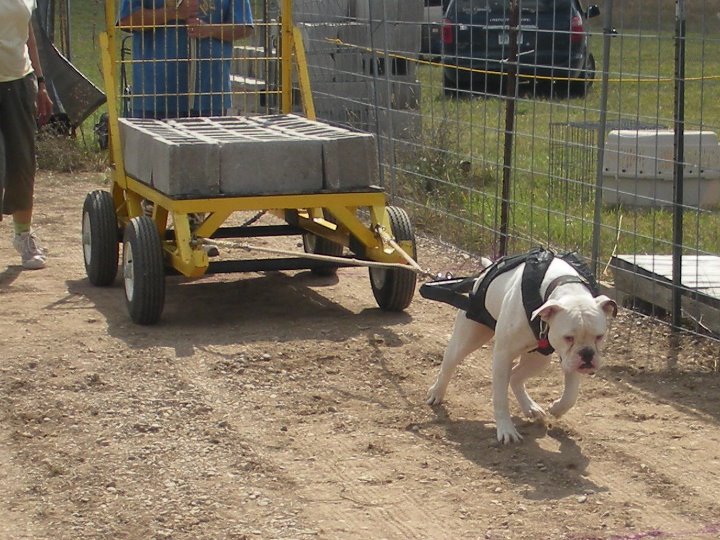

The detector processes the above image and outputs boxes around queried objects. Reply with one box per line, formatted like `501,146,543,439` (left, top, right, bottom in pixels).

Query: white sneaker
13,232,47,269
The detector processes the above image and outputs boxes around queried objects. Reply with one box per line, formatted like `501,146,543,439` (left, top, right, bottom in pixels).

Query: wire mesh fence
99,0,720,348
289,0,720,348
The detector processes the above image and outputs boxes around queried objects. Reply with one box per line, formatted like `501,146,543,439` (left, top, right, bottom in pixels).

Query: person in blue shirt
118,0,254,119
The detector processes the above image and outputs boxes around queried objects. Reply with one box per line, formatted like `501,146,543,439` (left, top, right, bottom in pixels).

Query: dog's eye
564,336,574,344
596,335,605,342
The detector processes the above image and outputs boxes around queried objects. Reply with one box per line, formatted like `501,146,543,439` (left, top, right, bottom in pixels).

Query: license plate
498,32,523,45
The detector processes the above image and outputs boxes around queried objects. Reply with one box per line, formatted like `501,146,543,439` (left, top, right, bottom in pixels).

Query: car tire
443,72,461,98
568,53,596,98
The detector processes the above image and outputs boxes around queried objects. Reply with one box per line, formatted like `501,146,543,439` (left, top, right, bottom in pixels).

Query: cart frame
85,0,418,324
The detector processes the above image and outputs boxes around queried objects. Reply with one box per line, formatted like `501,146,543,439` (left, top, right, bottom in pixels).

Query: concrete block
368,22,422,55
321,132,378,190
170,116,324,195
333,51,366,82
232,45,266,79
219,137,324,195
151,134,221,197
373,79,421,109
603,129,720,179
119,118,163,184
252,114,378,190
602,176,720,208
311,80,371,103
299,23,343,53
336,22,371,48
354,0,400,22
305,52,338,83
294,0,351,23
229,75,268,114
119,118,220,196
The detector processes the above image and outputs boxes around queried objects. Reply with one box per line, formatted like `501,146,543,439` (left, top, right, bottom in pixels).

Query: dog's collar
543,275,593,302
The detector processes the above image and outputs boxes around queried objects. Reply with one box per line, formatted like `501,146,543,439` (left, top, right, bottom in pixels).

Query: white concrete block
603,129,720,179
294,0,351,23
602,176,720,208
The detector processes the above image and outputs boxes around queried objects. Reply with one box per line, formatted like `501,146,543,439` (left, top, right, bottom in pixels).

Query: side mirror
586,5,601,19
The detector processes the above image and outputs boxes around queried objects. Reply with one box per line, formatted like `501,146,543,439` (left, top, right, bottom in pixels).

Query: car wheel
443,72,461,98
568,53,596,98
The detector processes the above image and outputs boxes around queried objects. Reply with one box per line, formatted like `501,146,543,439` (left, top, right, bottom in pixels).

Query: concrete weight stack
119,118,220,197
168,117,325,195
293,0,352,23
249,114,378,190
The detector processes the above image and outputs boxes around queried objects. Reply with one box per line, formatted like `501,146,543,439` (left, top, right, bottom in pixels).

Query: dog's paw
522,402,548,423
426,385,445,406
549,400,570,418
496,420,523,444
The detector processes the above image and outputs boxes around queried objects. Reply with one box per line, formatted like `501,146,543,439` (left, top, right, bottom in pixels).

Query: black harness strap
419,248,599,357
465,249,545,329
521,249,557,355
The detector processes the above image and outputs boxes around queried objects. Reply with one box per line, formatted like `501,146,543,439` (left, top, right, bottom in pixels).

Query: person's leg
2,76,46,269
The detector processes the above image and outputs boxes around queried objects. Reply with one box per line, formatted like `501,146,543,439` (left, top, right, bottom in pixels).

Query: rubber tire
568,53,595,98
303,212,344,277
369,206,417,312
123,216,165,325
82,190,119,286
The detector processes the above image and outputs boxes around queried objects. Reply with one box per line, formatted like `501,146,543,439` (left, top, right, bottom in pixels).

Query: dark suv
442,0,600,97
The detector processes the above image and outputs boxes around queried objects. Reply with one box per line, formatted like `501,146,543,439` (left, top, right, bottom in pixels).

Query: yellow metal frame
100,0,410,279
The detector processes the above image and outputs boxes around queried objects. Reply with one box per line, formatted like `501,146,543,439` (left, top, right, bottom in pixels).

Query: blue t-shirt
118,0,253,118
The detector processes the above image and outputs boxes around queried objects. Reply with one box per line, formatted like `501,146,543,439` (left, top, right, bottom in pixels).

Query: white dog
425,249,617,444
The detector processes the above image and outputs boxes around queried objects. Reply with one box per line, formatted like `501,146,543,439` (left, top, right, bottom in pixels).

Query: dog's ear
531,300,563,322
595,295,618,318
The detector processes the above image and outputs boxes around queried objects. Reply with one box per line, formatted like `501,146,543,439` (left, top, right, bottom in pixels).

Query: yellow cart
82,0,418,324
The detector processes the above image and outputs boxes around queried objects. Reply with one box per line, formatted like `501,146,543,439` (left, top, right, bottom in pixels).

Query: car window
452,0,572,12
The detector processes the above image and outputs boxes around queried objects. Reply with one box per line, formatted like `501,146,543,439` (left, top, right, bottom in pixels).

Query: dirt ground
1,171,720,540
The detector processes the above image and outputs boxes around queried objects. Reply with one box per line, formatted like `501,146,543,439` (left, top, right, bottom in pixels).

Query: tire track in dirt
172,339,469,539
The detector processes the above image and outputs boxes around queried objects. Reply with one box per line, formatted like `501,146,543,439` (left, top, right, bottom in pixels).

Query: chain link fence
279,1,720,345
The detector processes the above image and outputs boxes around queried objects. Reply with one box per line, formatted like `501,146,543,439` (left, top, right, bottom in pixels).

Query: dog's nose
579,347,595,365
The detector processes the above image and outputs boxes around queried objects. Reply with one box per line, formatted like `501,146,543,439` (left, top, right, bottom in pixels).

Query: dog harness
420,247,599,356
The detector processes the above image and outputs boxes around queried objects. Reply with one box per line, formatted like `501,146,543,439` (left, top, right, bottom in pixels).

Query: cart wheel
302,212,343,276
369,206,417,311
123,216,165,325
82,190,120,286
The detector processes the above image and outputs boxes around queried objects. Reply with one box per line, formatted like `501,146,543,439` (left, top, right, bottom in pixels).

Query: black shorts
0,73,38,216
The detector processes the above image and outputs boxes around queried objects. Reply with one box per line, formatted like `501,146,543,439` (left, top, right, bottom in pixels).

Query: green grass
57,3,720,264
398,30,720,262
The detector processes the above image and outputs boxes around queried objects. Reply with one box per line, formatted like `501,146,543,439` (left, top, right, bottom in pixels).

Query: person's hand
176,0,199,21
187,17,215,39
36,85,53,126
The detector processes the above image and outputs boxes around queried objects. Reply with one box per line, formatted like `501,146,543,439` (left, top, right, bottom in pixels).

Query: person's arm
118,0,199,30
186,20,253,41
186,0,253,42
27,24,53,125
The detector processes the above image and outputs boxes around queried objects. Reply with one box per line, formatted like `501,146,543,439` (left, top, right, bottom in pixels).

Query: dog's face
532,295,617,374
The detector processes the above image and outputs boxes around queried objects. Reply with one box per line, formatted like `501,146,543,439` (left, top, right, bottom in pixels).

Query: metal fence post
499,0,519,258
672,0,687,331
591,0,614,275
